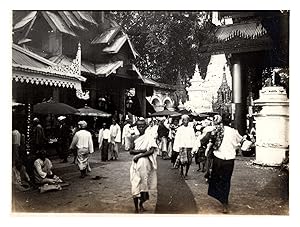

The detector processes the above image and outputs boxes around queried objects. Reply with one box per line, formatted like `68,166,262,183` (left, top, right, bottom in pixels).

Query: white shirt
34,158,52,179
98,128,111,145
102,129,110,140
70,130,94,153
213,126,243,160
173,125,197,152
110,124,121,143
133,129,159,170
145,124,158,139
122,123,132,139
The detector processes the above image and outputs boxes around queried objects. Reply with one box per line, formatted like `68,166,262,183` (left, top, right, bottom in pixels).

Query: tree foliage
109,11,212,85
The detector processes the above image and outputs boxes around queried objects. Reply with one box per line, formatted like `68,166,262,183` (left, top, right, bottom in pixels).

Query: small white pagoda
184,54,232,114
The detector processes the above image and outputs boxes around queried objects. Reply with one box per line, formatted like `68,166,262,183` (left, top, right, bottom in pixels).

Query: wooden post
90,80,97,108
120,87,126,117
136,86,146,117
52,87,60,102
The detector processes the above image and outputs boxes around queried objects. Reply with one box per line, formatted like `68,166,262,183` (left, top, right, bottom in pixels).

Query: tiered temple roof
199,11,289,68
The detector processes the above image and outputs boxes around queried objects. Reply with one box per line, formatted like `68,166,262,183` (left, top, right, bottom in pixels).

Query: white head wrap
78,120,87,128
181,114,189,120
57,116,66,121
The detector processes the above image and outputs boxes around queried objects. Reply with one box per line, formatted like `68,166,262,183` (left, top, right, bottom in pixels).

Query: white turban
78,120,87,128
57,116,66,121
181,114,189,120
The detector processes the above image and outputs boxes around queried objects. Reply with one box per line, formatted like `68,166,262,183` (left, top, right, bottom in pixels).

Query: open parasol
178,109,193,116
150,109,181,117
33,100,79,115
75,105,111,117
178,109,209,118
192,113,209,120
200,112,219,117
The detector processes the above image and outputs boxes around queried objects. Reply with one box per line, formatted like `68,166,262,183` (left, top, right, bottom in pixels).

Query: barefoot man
129,118,158,213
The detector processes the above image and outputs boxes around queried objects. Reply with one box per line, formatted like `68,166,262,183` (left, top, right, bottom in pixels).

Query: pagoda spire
194,64,201,79
222,65,227,83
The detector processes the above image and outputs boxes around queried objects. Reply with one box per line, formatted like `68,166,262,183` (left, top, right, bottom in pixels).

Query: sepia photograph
7,3,296,224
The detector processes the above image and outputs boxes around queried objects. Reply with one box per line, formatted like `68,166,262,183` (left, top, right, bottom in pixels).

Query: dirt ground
12,149,289,215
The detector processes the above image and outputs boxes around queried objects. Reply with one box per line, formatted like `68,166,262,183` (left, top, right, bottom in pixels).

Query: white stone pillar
254,86,289,166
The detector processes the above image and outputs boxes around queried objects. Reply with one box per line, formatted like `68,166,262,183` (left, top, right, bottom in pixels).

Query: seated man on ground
33,150,63,192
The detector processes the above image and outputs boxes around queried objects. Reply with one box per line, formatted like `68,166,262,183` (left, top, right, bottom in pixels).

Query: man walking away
69,121,94,178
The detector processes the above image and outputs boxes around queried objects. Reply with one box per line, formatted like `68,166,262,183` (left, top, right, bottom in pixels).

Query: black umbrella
33,100,79,115
178,109,194,116
75,105,111,117
192,113,210,120
200,112,219,117
150,109,181,117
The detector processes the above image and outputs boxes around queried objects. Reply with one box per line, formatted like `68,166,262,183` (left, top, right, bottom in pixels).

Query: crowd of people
11,115,126,192
12,112,256,213
126,114,254,214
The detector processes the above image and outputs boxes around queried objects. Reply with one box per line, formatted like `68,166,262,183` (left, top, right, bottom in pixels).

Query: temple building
12,11,160,154
12,11,155,122
199,11,289,135
12,43,87,153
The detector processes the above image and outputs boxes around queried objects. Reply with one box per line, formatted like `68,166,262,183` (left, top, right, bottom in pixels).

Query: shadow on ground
155,158,198,214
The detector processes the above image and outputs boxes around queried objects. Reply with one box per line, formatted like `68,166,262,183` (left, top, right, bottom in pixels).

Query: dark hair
222,113,231,126
37,150,47,159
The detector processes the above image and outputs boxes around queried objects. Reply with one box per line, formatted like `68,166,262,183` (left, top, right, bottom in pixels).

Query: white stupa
184,54,232,114
185,64,212,113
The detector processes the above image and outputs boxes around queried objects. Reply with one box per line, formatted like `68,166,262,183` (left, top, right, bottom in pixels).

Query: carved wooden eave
199,36,272,56
12,43,89,100
12,64,84,89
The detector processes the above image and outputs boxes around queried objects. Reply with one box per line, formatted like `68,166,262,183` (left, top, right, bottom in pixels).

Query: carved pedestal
254,86,289,166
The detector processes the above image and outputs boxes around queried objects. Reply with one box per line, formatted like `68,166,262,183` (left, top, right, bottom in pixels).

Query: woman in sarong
129,118,158,213
207,114,245,214
69,121,94,178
